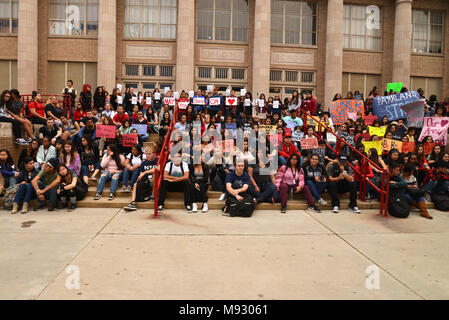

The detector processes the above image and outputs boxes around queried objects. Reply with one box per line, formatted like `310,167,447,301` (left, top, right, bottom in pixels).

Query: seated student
39,118,62,145
59,141,81,176
123,146,159,211
422,160,449,198
282,109,304,127
31,158,60,211
157,151,190,213
27,91,48,125
121,144,146,192
0,149,18,188
79,135,99,185
187,156,210,213
11,157,39,214
94,144,126,201
275,153,318,213
278,132,300,166
303,153,328,206
401,162,432,219
247,150,276,204
56,164,87,212
223,160,251,215
113,105,129,126
133,110,150,142
327,154,360,214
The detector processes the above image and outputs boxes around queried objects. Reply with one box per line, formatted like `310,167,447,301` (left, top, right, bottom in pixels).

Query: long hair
61,141,77,166
27,138,40,158
0,90,12,107
0,149,14,167
285,153,300,171
58,164,73,184
107,144,124,171
368,148,381,166
82,84,91,94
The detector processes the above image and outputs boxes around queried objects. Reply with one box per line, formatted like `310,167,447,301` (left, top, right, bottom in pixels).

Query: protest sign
418,117,449,145
387,82,403,92
207,85,213,92
96,125,115,139
258,100,265,108
131,124,147,135
224,140,234,153
226,89,231,96
381,139,403,152
240,88,246,96
146,97,151,105
193,97,205,105
117,95,123,104
244,99,251,106
348,112,357,121
424,142,435,154
369,126,387,137
131,96,137,105
188,91,194,98
360,132,371,141
174,92,179,99
329,99,364,125
178,101,189,110
286,121,299,131
268,134,281,146
209,97,220,106
117,84,123,91
139,96,143,104
164,97,175,106
257,112,267,119
363,141,382,154
402,141,415,153
164,87,170,94
372,91,420,120
273,101,279,109
292,130,303,142
123,134,138,147
154,92,161,100
364,115,378,126
225,97,237,106
301,137,319,150
326,132,337,143
259,125,277,135
400,99,425,128
284,128,292,136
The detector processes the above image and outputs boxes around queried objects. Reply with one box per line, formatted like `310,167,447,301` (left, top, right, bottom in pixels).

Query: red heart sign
441,120,448,127
227,98,236,105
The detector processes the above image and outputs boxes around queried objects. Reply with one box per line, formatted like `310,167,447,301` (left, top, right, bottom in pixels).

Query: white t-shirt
127,153,147,167
164,161,189,177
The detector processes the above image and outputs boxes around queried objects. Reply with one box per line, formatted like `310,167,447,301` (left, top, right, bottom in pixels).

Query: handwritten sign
164,97,175,106
174,92,179,99
273,101,279,109
363,141,382,154
300,137,319,150
364,115,378,126
188,91,194,98
400,99,425,128
387,82,403,93
164,87,170,94
96,125,115,139
193,97,205,105
226,97,237,106
369,126,387,138
154,92,161,100
286,121,299,131
225,89,230,96
402,142,415,153
123,134,138,147
327,132,337,143
418,117,449,145
381,139,403,152
244,99,251,107
132,96,137,105
117,96,123,104
348,112,357,121
117,84,122,91
209,97,221,106
259,125,277,135
240,88,246,96
131,124,147,135
372,91,420,121
178,101,189,110
207,85,213,92
224,140,234,153
329,99,365,125
292,130,303,142
146,97,151,105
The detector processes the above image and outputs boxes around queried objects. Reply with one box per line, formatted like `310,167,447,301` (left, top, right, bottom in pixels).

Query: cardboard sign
400,99,425,128
286,120,299,131
146,97,151,105
372,91,420,121
418,117,449,145
257,112,267,119
123,134,138,147
402,141,416,153
240,88,246,96
174,92,179,99
117,96,123,104
226,97,237,106
381,139,403,152
139,96,143,104
131,124,147,135
193,97,205,105
284,128,292,136
225,89,230,96
225,123,237,131
154,92,161,100
258,100,265,108
259,125,277,135
364,115,378,126
387,82,403,93
329,99,365,125
292,130,303,142
164,87,170,94
117,84,123,91
132,96,137,105
209,97,221,106
188,91,194,98
348,112,357,121
369,126,387,138
207,85,213,93
178,101,189,110
327,132,337,143
424,142,435,155
273,101,279,109
96,125,116,139
300,137,319,150
244,99,251,106
363,141,382,154
164,97,175,106
268,134,281,146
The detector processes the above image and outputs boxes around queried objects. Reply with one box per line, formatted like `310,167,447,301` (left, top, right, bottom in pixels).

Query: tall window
344,4,382,50
197,0,249,42
342,73,380,100
412,10,443,54
124,0,177,39
271,0,316,45
411,77,441,99
0,0,18,34
49,0,98,36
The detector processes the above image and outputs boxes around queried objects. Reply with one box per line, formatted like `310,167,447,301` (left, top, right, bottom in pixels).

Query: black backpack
135,178,152,202
388,188,410,218
430,193,449,212
225,195,255,218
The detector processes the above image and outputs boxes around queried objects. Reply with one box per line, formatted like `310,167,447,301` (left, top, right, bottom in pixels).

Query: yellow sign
368,126,387,137
363,140,382,154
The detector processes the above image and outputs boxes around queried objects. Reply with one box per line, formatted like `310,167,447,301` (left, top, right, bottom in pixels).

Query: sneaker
308,205,321,213
192,203,198,213
281,206,287,213
68,203,77,212
424,193,432,202
218,193,226,201
186,205,192,213
158,205,164,212
25,137,33,143
15,138,28,145
120,186,127,192
333,206,339,213
318,198,327,206
149,195,155,201
108,193,115,201
201,203,208,213
126,186,132,192
366,194,372,203
349,206,361,214
124,203,138,211
94,192,102,200
222,211,230,217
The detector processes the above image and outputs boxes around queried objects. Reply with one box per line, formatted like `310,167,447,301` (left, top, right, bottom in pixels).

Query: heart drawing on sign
228,98,235,105
441,120,449,127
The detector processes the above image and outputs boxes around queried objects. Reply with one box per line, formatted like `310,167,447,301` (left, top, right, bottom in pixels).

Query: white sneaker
333,206,339,213
192,203,198,213
349,206,361,214
318,198,327,206
218,193,226,201
201,203,208,212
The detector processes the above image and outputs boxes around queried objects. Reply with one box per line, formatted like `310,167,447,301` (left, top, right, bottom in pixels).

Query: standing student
80,84,92,112
11,157,39,214
63,80,77,114
94,144,126,201
31,158,60,211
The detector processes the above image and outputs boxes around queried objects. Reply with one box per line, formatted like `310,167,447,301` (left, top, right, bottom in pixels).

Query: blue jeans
80,165,90,178
122,168,140,187
256,182,276,203
14,183,36,203
3,176,16,188
97,171,123,194
404,193,424,204
37,180,58,206
423,181,437,194
306,180,327,200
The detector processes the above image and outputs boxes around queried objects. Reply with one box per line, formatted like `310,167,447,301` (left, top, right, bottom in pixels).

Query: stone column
324,0,343,109
17,0,38,93
252,0,271,96
176,0,195,91
392,0,412,88
98,0,117,92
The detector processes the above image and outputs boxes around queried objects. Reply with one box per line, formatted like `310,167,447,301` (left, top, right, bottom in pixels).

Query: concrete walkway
0,207,448,300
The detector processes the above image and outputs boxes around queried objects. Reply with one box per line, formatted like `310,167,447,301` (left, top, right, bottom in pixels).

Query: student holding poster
192,89,206,113
207,87,223,117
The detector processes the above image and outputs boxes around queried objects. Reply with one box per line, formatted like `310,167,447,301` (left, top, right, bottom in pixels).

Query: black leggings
0,117,22,138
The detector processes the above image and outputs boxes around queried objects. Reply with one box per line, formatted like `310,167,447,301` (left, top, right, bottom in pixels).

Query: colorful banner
123,134,138,147
400,99,425,128
368,126,387,138
363,140,382,154
300,137,319,150
418,117,449,145
329,99,364,125
387,82,403,93
96,125,116,139
402,142,416,153
364,115,378,126
226,97,238,106
372,91,420,120
131,124,147,135
381,139,403,152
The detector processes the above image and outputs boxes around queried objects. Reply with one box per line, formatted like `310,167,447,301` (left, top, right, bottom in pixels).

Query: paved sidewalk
0,207,448,300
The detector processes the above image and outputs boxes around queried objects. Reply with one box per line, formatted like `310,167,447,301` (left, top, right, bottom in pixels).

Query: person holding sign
191,89,206,114
207,87,224,117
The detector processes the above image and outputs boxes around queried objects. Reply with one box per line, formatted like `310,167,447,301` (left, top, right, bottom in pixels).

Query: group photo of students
0,81,448,218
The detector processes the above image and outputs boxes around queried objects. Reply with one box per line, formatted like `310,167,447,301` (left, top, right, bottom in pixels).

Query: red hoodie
301,97,317,115
278,142,300,159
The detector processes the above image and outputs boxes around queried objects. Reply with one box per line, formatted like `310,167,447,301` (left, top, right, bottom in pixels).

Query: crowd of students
0,81,448,218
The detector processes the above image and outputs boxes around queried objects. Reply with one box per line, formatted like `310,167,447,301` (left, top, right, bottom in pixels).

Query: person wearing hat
326,154,360,214
278,132,300,167
31,158,60,211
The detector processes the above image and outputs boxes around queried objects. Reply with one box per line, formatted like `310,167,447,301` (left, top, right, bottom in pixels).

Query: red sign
96,125,116,139
164,97,175,106
226,97,237,106
123,134,138,147
402,141,415,153
178,101,189,110
424,142,435,155
300,137,319,150
364,115,378,126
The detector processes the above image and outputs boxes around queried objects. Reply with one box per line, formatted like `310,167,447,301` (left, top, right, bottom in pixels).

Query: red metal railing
21,94,73,119
301,109,390,217
152,103,179,218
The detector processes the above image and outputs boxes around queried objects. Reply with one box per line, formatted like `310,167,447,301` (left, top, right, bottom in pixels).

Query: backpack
169,161,184,176
3,184,19,210
430,193,449,211
388,188,410,218
135,178,152,202
224,195,255,218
